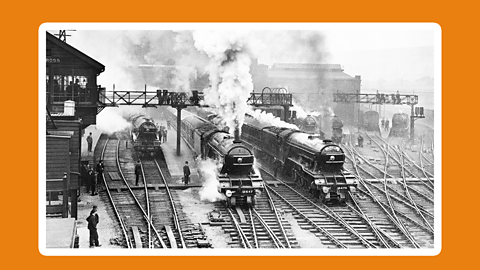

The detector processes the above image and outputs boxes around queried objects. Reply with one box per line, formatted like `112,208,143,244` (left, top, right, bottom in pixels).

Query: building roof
46,32,105,74
271,63,343,71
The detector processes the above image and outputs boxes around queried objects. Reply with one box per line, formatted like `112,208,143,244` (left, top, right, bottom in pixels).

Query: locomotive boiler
241,115,357,203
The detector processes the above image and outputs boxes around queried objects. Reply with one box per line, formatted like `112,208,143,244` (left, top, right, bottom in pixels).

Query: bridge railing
334,92,418,105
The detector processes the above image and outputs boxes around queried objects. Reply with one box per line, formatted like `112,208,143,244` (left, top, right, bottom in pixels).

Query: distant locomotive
331,116,344,144
242,115,357,203
362,110,381,132
131,116,161,156
389,113,409,137
166,108,264,207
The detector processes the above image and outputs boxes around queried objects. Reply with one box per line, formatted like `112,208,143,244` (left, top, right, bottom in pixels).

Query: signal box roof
46,31,105,74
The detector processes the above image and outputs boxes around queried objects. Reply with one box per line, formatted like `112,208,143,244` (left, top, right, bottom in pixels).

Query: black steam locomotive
331,116,344,144
389,113,409,137
362,110,381,132
166,108,264,207
131,115,161,156
242,115,357,203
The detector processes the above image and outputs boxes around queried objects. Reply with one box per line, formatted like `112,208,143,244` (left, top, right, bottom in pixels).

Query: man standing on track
183,161,191,185
87,205,101,248
86,132,93,153
135,160,142,186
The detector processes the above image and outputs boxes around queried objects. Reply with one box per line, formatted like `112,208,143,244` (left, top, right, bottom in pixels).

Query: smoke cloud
96,107,146,134
193,30,255,133
197,158,225,202
248,108,299,129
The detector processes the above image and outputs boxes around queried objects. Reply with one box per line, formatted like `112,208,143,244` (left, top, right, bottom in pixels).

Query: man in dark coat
96,160,104,189
183,161,191,185
86,205,101,247
89,169,96,195
80,164,88,187
86,132,93,152
134,160,142,186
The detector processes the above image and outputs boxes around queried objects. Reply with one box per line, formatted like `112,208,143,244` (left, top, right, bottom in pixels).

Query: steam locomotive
241,115,357,203
131,115,161,156
389,113,409,137
331,116,344,144
165,108,264,207
362,110,381,132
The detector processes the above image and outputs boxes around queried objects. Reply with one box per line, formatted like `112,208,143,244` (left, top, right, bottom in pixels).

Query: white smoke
248,108,299,129
197,158,225,202
96,107,146,134
192,30,255,133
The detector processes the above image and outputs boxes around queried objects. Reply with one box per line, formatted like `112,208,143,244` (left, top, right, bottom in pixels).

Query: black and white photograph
40,23,440,255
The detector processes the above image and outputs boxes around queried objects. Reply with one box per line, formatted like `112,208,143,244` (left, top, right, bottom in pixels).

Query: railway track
98,135,164,248
213,187,298,248
342,142,434,248
96,133,209,249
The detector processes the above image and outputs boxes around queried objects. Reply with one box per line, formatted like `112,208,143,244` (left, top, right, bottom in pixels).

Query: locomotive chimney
234,127,241,143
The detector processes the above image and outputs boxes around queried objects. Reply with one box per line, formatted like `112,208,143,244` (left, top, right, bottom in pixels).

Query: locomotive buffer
334,91,425,143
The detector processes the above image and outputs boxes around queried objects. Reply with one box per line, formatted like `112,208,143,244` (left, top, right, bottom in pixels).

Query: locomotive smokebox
234,127,241,143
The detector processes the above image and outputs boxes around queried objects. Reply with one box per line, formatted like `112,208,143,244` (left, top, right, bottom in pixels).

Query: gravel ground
176,187,232,248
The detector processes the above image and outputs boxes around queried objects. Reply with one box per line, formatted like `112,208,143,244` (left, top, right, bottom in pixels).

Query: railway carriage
131,116,161,156
242,115,357,203
168,108,264,207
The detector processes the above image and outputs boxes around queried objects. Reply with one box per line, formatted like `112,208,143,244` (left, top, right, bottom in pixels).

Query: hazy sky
49,25,437,94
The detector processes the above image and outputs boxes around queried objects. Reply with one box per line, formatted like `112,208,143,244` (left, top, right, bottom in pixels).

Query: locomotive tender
131,116,161,156
242,115,357,203
166,108,264,207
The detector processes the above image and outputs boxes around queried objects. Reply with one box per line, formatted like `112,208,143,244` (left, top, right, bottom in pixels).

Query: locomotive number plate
241,189,254,194
337,186,348,190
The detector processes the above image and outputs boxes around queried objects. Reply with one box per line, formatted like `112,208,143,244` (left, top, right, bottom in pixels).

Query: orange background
1,0,470,268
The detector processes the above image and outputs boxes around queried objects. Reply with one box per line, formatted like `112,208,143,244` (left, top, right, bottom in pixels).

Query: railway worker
89,169,96,195
162,128,167,143
183,161,191,185
396,91,401,104
135,160,142,186
87,205,101,247
358,134,364,147
80,163,88,188
158,128,163,142
86,132,93,153
385,119,390,131
96,160,104,190
167,120,171,130
381,119,385,130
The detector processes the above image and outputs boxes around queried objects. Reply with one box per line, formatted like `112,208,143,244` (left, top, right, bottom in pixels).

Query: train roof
182,113,217,133
288,132,337,153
